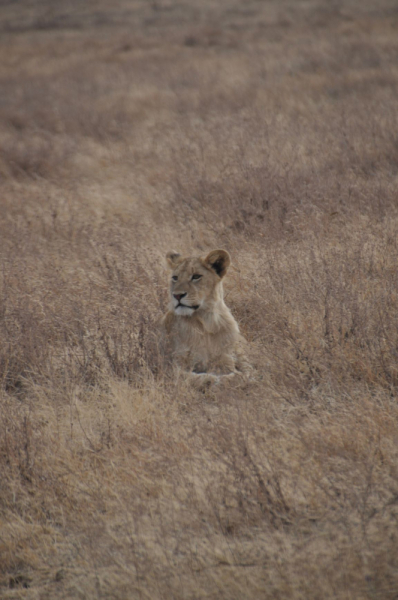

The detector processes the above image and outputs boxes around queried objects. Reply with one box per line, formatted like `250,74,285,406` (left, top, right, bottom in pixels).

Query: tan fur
161,249,251,386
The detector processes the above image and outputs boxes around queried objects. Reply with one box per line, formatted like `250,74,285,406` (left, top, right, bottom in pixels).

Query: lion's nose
173,293,187,302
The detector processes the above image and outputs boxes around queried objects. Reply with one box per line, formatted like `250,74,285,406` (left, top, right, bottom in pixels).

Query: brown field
1,1,398,598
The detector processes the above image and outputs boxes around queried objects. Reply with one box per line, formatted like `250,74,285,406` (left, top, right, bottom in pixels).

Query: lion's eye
191,274,202,281
172,275,178,282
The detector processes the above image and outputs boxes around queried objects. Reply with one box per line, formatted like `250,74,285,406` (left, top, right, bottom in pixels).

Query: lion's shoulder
161,310,176,334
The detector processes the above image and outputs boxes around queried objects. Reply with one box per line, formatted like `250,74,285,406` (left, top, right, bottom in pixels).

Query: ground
1,1,398,598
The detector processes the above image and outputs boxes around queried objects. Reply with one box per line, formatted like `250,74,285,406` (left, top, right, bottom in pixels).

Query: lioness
162,249,250,385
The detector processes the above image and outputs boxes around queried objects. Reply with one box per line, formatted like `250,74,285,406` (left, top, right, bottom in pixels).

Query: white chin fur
174,306,195,316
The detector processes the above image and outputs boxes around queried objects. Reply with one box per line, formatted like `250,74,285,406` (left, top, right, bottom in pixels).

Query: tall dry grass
1,0,398,598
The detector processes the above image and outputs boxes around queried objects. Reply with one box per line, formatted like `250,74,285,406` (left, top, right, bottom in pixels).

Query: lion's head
166,249,231,317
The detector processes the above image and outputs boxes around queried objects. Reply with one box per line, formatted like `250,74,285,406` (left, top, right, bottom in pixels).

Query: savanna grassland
1,1,398,598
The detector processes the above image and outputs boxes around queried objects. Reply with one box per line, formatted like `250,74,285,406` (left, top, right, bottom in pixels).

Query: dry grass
1,0,398,598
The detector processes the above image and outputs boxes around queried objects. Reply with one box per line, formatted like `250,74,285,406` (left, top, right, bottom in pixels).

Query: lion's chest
171,317,238,372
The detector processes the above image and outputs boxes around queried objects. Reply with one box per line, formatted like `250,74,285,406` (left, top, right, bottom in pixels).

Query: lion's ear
204,249,231,278
166,250,182,268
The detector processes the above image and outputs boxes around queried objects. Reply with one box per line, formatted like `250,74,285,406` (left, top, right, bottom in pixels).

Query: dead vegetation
1,0,398,598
